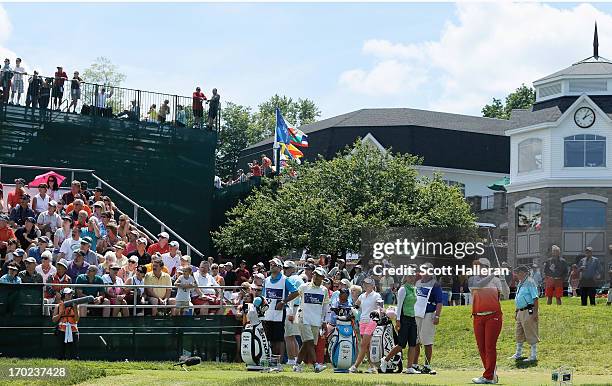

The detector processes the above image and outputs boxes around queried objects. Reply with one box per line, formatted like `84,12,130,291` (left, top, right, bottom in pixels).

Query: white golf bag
369,310,403,373
241,321,272,370
327,307,357,373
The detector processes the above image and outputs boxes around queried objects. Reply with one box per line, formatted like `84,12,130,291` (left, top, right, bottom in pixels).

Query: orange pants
473,312,502,380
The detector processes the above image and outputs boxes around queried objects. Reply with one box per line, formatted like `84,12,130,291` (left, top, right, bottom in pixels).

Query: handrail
0,163,205,259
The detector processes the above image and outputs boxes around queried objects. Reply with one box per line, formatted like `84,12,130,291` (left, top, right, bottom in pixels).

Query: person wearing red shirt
7,178,26,210
147,232,170,255
192,86,207,128
235,260,251,285
53,66,68,111
261,154,272,176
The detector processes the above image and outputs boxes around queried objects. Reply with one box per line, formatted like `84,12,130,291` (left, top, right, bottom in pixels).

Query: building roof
508,95,612,129
245,108,511,150
535,56,612,83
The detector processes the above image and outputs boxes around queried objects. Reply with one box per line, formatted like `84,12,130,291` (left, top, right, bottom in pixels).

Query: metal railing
0,163,205,259
2,282,245,317
2,73,221,131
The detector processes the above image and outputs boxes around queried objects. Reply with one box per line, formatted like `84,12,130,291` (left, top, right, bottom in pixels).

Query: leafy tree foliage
482,84,536,119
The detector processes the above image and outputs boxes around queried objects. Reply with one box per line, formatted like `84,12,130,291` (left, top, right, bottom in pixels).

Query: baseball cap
81,237,92,245
62,287,74,295
93,201,104,208
128,256,139,263
313,267,327,277
283,260,297,269
48,200,57,207
158,231,169,239
339,288,350,296
25,216,36,224
8,264,19,271
87,265,98,272
57,259,68,269
169,241,179,248
478,258,492,267
254,272,265,280
38,236,50,244
13,248,25,257
130,229,139,236
137,237,147,244
585,246,593,252
110,263,121,270
114,242,126,250
363,277,375,285
25,257,36,264
269,257,283,267
340,278,351,286
180,255,191,262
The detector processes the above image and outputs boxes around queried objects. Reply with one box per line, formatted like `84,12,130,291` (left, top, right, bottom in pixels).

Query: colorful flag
288,126,309,148
275,108,291,146
281,143,304,159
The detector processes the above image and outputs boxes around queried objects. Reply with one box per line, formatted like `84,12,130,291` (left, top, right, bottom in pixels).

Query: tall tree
82,57,126,87
482,84,536,119
216,102,253,178
213,140,476,257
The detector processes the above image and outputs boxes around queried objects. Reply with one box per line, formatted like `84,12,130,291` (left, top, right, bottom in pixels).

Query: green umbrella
488,176,510,192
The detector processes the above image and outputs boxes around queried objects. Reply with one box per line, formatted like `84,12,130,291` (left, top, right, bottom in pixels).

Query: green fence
0,285,241,361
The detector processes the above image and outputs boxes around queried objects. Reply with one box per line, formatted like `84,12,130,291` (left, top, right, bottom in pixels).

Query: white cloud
338,3,612,115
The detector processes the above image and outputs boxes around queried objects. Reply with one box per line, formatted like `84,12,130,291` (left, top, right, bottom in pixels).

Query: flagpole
273,107,281,175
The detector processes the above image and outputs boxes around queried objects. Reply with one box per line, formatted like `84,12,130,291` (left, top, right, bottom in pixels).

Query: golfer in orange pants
468,258,503,384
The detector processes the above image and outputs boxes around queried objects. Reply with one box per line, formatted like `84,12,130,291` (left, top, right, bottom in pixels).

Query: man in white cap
262,256,298,357
161,240,181,278
468,257,504,384
283,259,304,366
283,266,330,373
147,232,170,255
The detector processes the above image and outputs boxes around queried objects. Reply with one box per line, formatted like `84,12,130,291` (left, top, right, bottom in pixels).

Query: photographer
509,265,539,362
52,288,80,359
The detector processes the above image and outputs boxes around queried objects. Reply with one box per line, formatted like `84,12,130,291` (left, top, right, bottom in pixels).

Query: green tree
482,84,536,119
82,57,126,86
212,140,476,257
216,102,253,177
252,95,321,142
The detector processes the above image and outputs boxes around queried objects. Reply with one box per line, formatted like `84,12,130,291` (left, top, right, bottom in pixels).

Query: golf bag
369,310,403,373
241,321,272,370
327,307,357,373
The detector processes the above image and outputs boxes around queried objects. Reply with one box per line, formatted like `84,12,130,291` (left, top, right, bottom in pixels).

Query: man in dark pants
578,247,602,306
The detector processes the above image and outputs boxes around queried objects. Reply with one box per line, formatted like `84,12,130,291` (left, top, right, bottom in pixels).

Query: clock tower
504,23,612,277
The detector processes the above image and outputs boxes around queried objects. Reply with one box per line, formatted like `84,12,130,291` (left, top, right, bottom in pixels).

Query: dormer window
518,138,542,173
564,134,606,167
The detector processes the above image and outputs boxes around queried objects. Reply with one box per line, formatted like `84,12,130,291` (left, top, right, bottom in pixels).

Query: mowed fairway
2,298,610,385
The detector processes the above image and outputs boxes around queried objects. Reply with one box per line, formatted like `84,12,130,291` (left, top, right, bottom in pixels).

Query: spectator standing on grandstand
161,241,181,278
76,265,110,317
11,58,25,105
28,236,49,263
144,258,175,315
544,245,568,305
125,265,147,315
19,256,43,283
283,260,304,366
103,264,129,317
1,58,12,103
261,154,272,176
66,250,90,282
32,184,50,216
176,105,187,127
350,277,382,373
25,71,42,109
509,265,539,362
147,232,170,255
2,248,26,275
36,251,56,283
44,259,70,314
579,247,603,306
15,217,40,250
10,195,36,227
413,263,443,375
147,104,157,121
38,78,52,116
192,261,221,315
59,226,81,261
94,87,113,114
235,259,251,285
468,258,503,385
52,66,68,110
68,71,83,113
381,270,420,374
285,266,329,373
158,100,170,124
262,257,298,357
37,201,62,237
192,86,206,128
52,287,80,359
249,160,262,183
206,88,220,130
62,181,83,206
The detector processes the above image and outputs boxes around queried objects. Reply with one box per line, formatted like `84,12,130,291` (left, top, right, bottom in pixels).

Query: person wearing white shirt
59,227,81,261
192,261,221,315
161,241,181,277
32,185,50,216
36,251,57,283
11,58,25,105
54,217,73,251
37,200,62,237
95,87,113,110
350,277,382,373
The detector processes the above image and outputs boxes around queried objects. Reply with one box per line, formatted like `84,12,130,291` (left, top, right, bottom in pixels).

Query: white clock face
574,107,595,128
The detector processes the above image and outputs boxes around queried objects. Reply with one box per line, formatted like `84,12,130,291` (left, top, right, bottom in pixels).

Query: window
562,200,606,228
564,134,606,167
443,180,465,197
516,203,541,233
518,138,542,173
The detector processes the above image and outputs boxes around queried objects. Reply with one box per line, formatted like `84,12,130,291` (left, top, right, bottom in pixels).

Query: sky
3,2,612,120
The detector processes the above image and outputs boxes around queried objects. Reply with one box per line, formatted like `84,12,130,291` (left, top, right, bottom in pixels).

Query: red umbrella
29,171,67,187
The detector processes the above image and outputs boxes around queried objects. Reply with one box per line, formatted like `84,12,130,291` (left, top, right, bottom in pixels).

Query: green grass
1,297,610,385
